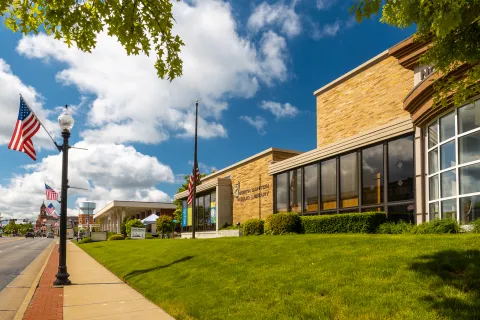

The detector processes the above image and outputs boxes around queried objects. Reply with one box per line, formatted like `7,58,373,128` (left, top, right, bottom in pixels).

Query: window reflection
428,122,438,148
429,202,439,220
441,199,456,219
388,204,415,223
340,152,358,208
429,175,439,200
428,148,438,173
304,165,318,212
458,101,480,134
440,140,456,169
362,145,383,205
441,170,456,198
460,196,480,223
290,169,302,212
460,162,480,195
388,136,414,201
321,159,336,210
440,112,455,141
459,131,480,164
276,172,288,212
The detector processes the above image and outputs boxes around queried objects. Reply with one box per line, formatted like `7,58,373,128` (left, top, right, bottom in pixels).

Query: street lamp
54,105,74,286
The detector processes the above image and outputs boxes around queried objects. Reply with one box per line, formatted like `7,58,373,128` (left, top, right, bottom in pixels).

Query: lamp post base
53,267,71,286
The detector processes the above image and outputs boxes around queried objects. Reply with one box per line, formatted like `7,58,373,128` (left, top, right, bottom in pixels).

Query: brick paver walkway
24,244,63,320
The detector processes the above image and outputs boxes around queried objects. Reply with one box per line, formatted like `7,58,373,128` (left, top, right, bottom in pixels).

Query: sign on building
131,227,146,239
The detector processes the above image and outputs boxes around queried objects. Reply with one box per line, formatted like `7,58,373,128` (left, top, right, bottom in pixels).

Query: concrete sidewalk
63,241,174,320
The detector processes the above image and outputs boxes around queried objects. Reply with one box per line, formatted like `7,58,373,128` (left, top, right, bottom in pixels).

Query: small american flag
46,203,56,215
8,96,41,161
45,184,58,201
187,167,200,205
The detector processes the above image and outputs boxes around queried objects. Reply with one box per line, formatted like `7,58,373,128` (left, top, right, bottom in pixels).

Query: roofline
313,50,389,97
199,147,302,182
94,200,176,219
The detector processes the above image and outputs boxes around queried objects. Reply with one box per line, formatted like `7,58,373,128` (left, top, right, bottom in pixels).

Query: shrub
241,219,264,236
108,234,124,241
156,215,174,238
120,216,131,237
410,219,460,234
145,233,154,239
125,219,144,236
220,223,240,230
107,232,117,239
472,219,480,234
78,237,93,244
265,212,302,235
377,220,414,234
302,212,386,234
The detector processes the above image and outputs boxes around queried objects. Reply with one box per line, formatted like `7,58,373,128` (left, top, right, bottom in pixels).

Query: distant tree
156,215,174,239
351,0,480,107
125,219,144,237
120,216,132,238
4,220,18,235
0,0,184,80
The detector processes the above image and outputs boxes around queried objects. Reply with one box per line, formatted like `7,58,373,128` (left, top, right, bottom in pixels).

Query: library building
174,36,480,236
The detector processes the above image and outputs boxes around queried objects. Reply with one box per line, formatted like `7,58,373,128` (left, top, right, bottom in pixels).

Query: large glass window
304,164,318,212
388,136,414,202
276,172,288,212
321,159,336,210
289,169,302,212
340,152,358,208
427,99,480,222
362,144,384,206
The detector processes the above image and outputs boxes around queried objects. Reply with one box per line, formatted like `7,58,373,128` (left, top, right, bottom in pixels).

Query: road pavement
0,237,54,291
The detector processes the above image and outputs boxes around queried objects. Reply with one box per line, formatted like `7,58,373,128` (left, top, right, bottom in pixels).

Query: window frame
426,99,480,221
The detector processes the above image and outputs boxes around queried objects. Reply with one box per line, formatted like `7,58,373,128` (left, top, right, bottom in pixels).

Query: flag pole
191,100,199,239
19,94,59,151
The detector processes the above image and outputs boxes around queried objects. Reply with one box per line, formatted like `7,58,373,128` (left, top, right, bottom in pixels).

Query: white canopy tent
141,213,159,224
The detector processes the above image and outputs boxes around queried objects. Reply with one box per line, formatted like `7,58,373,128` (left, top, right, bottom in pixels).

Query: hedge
301,212,386,234
410,219,460,234
265,212,302,235
241,219,264,236
108,234,125,241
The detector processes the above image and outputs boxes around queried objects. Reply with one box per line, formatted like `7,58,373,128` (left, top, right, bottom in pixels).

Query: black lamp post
54,105,74,286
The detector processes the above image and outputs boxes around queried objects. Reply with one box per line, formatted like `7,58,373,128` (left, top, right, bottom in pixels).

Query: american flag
45,184,58,201
8,96,41,161
187,167,200,205
46,203,56,215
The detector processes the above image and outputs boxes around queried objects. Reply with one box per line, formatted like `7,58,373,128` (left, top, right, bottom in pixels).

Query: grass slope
79,234,480,320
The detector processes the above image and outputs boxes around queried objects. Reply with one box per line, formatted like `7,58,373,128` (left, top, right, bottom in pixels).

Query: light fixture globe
58,106,74,132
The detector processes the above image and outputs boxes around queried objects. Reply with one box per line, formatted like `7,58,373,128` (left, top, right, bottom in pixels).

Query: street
0,237,54,291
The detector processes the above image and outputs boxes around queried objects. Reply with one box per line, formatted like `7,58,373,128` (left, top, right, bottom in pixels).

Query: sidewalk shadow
123,256,194,281
409,249,480,319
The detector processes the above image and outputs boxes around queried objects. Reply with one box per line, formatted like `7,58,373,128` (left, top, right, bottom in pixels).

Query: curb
13,240,56,320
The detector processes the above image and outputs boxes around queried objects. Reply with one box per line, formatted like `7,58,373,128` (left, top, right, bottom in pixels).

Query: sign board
67,228,74,239
91,231,108,241
131,227,146,239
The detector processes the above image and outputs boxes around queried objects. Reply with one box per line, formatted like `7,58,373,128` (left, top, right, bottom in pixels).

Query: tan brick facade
202,150,299,223
316,55,413,148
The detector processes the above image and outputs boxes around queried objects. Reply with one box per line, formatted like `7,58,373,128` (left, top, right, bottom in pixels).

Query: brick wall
202,150,298,223
316,55,413,148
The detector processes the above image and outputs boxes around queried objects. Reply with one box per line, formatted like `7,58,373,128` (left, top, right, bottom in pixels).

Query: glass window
429,202,439,220
428,122,438,148
428,148,438,173
388,136,414,201
441,170,456,198
460,195,480,223
440,140,456,169
388,204,415,223
441,199,456,220
361,207,383,213
429,175,439,200
289,169,302,212
304,164,319,212
362,145,384,205
204,194,211,226
321,159,336,210
460,162,480,195
459,131,480,164
276,173,288,212
440,112,455,141
210,191,216,225
458,101,480,134
197,196,205,229
340,152,358,208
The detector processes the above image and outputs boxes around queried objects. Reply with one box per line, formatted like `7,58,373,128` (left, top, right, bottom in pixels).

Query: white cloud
258,31,288,85
312,17,357,40
240,116,267,135
0,59,59,152
0,141,174,219
316,0,336,10
260,100,299,118
16,0,290,145
248,2,301,37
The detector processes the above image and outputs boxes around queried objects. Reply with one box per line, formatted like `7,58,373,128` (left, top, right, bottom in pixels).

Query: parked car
47,232,54,238
25,232,35,238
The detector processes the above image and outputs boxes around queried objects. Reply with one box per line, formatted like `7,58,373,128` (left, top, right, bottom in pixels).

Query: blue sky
0,0,414,220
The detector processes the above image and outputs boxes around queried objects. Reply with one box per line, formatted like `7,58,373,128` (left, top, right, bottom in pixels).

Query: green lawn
79,234,480,320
